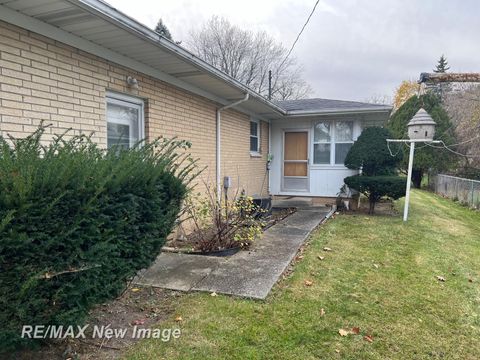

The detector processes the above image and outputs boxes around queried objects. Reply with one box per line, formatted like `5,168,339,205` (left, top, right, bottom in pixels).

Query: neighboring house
0,0,392,202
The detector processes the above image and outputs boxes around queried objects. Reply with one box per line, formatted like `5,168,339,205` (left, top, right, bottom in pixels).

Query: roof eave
71,0,286,115
284,107,393,117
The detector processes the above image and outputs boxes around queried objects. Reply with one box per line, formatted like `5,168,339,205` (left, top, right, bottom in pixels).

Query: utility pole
268,70,272,100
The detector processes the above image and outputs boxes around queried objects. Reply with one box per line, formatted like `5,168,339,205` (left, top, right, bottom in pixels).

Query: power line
425,140,480,158
278,0,320,71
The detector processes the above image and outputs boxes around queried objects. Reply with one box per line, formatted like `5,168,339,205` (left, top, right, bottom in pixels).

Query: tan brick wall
0,20,269,197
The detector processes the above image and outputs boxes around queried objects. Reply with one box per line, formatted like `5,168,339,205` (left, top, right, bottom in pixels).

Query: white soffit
0,0,284,119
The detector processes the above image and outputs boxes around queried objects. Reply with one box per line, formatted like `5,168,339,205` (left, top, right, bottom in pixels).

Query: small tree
393,80,420,112
344,127,405,214
155,19,173,40
434,55,450,73
345,127,401,176
388,93,457,187
344,176,406,214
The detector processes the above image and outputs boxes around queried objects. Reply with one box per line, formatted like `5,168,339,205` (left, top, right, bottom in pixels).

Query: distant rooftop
276,98,392,115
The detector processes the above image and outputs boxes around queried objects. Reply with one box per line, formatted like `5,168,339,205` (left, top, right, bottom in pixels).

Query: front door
282,131,309,192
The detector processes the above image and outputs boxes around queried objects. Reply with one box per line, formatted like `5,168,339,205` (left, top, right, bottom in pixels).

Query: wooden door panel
284,132,308,161
284,162,307,176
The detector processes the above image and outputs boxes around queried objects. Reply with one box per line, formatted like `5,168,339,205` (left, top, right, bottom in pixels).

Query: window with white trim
106,93,144,149
334,121,354,164
313,121,331,164
313,120,354,165
250,119,260,153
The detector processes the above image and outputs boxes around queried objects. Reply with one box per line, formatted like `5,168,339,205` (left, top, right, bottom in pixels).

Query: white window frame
333,121,354,165
312,120,354,166
250,118,261,155
106,91,145,149
312,121,331,165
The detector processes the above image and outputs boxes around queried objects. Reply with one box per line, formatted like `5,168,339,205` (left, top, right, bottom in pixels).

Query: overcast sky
108,0,480,102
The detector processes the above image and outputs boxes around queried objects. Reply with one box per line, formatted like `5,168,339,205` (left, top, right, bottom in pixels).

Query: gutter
216,94,250,200
284,107,392,118
71,0,285,115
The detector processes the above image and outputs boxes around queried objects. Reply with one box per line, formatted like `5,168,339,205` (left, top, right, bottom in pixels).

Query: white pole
403,141,415,221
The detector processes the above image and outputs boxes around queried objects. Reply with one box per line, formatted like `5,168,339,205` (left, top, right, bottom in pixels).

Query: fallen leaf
364,335,374,343
297,255,304,260
304,280,313,287
323,247,332,252
317,255,325,260
436,275,446,282
335,349,340,353
320,308,325,316
131,319,146,325
351,327,360,335
174,316,183,322
131,288,141,292
210,292,218,297
338,329,349,337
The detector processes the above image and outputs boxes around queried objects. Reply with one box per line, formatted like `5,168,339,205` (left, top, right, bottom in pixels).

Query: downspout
216,93,250,201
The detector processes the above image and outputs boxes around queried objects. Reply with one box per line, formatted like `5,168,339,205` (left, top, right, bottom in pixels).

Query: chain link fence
432,174,480,209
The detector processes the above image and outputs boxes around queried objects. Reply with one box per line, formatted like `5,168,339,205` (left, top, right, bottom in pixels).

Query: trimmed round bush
0,126,196,351
344,175,406,214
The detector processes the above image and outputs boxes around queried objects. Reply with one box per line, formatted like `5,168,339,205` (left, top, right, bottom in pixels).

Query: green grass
126,190,480,359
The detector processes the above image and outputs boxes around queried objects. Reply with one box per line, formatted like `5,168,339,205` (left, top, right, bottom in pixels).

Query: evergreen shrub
0,125,196,351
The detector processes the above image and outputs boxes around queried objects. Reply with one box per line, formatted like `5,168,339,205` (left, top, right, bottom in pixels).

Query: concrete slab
272,197,313,208
193,208,331,299
134,252,224,291
134,207,333,299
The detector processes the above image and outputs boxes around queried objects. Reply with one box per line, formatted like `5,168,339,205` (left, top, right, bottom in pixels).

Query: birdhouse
407,108,436,141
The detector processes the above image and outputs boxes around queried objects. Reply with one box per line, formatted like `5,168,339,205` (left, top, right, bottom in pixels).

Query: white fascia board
285,108,392,117
0,4,233,106
69,0,286,115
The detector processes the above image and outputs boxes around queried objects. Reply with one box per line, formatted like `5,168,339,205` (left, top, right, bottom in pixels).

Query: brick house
0,0,392,201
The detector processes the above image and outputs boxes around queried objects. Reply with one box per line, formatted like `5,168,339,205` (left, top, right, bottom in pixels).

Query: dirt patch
343,199,399,216
11,286,180,360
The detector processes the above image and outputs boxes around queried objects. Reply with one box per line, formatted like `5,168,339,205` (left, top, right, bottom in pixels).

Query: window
250,120,260,153
313,120,354,165
334,121,354,164
106,93,144,149
313,121,331,164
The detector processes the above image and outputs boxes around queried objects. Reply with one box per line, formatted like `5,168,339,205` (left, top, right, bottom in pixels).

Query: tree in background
365,94,393,105
393,80,419,112
432,55,451,97
388,93,457,188
443,84,480,169
154,19,182,45
155,19,173,40
344,127,405,214
434,55,450,73
186,16,312,100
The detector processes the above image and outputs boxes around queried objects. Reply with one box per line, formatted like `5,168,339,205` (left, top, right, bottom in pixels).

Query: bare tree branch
186,16,312,100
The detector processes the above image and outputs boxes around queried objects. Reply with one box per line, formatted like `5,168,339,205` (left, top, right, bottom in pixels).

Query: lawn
126,190,480,359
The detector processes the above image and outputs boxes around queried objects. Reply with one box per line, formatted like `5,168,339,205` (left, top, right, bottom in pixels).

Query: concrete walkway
134,206,333,299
